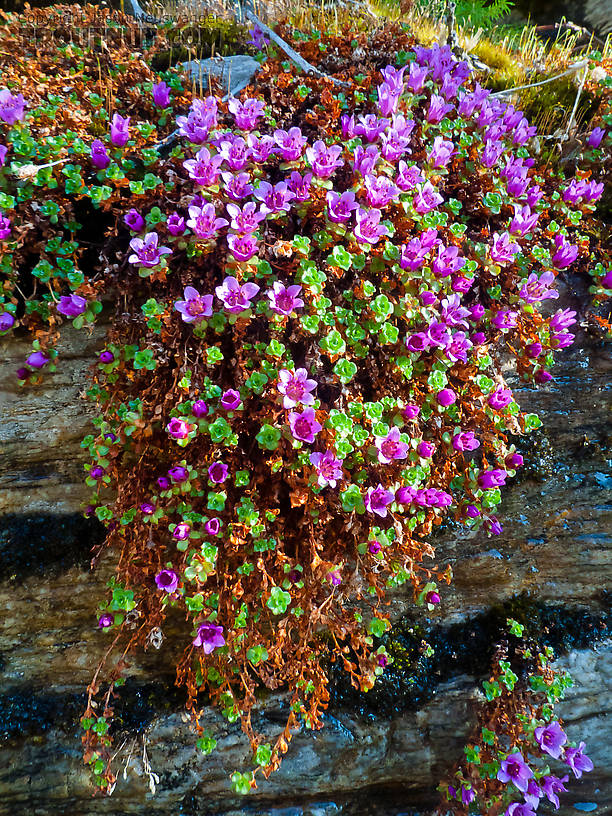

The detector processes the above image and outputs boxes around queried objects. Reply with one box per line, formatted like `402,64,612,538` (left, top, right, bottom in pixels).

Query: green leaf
266,586,291,615
256,423,281,451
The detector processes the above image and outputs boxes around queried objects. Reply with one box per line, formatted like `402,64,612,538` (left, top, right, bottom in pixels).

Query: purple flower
497,751,533,793
98,613,114,629
452,431,479,451
550,308,577,332
0,88,27,124
540,775,569,808
247,133,275,163
368,540,382,554
193,622,225,653
306,140,344,178
328,570,342,586
152,80,171,108
128,232,171,268
432,244,465,277
174,285,213,324
157,476,170,490
519,271,558,303
0,311,15,332
381,65,406,94
326,190,358,223
90,139,110,170
417,441,435,458
187,203,228,240
552,234,578,269
460,786,475,805
413,182,444,214
215,276,259,313
192,400,208,418
310,450,343,488
446,331,473,363
110,113,130,147
208,462,229,484
247,24,269,49
220,389,241,410
534,720,567,759
273,127,307,162
478,468,507,489
492,309,518,331
167,213,185,236
564,741,594,778
428,135,455,168
364,174,400,208
354,207,389,245
436,388,456,407
0,214,11,240
26,351,49,369
267,282,304,316
254,180,295,215
510,204,538,236
204,518,221,536
375,427,409,464
504,805,536,816
0,144,7,166
226,201,265,234
277,368,317,408
286,170,313,202
57,294,87,318
353,113,389,143
396,161,424,191
426,590,441,605
228,97,265,130
427,94,454,124
173,522,191,540
177,97,218,144
217,135,251,171
352,145,380,178
288,407,322,444
364,484,394,517
166,418,194,439
156,569,179,593
168,465,188,483
183,147,224,187
223,171,253,200
403,404,420,420
587,126,606,148
124,208,145,232
406,332,429,353
227,233,259,262
140,502,155,514
491,231,519,265
377,82,400,116
407,61,429,93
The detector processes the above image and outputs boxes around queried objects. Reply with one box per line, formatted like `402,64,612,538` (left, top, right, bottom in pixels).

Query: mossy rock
151,15,250,71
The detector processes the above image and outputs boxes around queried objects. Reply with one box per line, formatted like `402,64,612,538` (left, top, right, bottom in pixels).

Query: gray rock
181,55,260,97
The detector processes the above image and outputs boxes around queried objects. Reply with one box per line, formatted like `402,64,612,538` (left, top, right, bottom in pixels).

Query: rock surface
181,55,261,97
0,284,610,814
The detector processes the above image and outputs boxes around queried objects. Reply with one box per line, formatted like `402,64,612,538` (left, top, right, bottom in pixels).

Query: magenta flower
446,332,472,363
248,133,275,163
406,332,429,353
220,389,241,410
436,388,456,407
227,233,259,262
328,570,342,587
377,82,400,116
167,213,186,236
364,174,400,208
152,80,171,108
478,468,507,489
427,94,454,124
128,232,171,268
267,282,304,316
90,139,110,170
354,207,389,245
273,127,307,162
187,203,228,241
174,286,213,324
90,466,105,480
26,351,49,369
552,234,578,269
288,407,322,444
124,209,145,232
98,613,114,629
192,400,208,418
452,431,479,451
519,271,558,303
253,180,295,215
168,465,188,483
326,190,358,223
110,113,129,147
208,462,229,484
217,135,251,171
497,751,533,793
426,590,441,605
534,721,567,759
0,88,27,124
215,276,260,313
375,427,409,464
353,113,389,143
417,441,435,458
310,450,343,488
432,245,465,278
204,518,221,536
140,502,155,514
177,97,218,144
226,201,265,234
228,97,265,130
407,61,429,93
183,147,224,187
173,522,191,540
364,484,394,517
413,182,444,214
504,805,536,816
57,294,87,318
396,160,424,191
491,231,519,265
166,418,194,440
0,144,8,166
550,308,577,332
306,140,344,178
155,569,179,593
193,622,225,653
277,368,317,408
564,741,594,778
492,309,518,331
381,64,406,95
157,476,170,490
488,387,513,410
352,145,380,178
246,24,269,49
403,404,420,420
